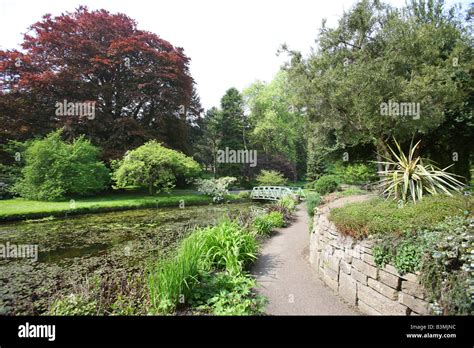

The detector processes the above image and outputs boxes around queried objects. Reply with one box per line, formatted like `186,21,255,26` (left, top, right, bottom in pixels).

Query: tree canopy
0,6,200,160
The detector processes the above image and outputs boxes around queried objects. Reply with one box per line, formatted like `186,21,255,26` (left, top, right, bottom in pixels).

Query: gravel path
252,203,359,315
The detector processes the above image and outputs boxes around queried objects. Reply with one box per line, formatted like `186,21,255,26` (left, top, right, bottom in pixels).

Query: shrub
329,195,468,239
112,141,201,195
372,216,472,315
336,187,367,197
237,191,251,200
256,170,287,186
49,294,97,316
266,211,285,228
305,193,322,217
13,130,109,201
277,195,297,212
377,139,464,203
342,163,378,184
314,175,340,195
252,212,285,235
195,177,237,202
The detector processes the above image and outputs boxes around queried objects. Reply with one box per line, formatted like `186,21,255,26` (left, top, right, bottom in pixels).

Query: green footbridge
250,186,305,201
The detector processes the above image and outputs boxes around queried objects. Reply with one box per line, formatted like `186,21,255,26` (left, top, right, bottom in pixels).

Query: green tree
244,71,308,180
284,0,471,177
112,141,201,194
13,130,109,200
215,88,246,177
191,107,221,176
256,170,288,186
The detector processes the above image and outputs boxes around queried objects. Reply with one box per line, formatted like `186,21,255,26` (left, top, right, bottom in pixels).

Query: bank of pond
0,200,294,315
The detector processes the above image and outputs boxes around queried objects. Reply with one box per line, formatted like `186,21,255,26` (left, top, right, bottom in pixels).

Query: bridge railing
250,186,300,201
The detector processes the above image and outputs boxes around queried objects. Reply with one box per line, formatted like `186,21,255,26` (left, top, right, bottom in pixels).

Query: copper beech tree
0,6,201,160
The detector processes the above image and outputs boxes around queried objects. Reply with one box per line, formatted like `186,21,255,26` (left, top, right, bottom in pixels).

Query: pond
0,202,260,315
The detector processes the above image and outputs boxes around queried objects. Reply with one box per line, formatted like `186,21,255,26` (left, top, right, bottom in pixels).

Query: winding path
252,204,359,315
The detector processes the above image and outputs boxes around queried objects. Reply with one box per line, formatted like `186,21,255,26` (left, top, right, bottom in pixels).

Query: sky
0,0,469,109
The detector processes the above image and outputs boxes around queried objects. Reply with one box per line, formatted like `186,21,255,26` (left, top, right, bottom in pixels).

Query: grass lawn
0,190,240,222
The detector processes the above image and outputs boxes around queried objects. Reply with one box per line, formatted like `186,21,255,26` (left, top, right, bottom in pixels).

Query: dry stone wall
309,197,431,315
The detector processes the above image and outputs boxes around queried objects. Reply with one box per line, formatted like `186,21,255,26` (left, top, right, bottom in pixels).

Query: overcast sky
0,0,469,109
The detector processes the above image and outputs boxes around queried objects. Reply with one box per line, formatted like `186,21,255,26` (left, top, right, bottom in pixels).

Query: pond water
0,202,260,315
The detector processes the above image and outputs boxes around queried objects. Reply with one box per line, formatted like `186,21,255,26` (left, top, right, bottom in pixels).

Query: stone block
358,284,407,315
401,280,426,300
352,258,378,279
344,253,353,264
358,299,381,315
400,272,419,283
333,249,345,259
340,261,351,275
339,272,357,305
362,253,377,266
323,272,339,293
378,269,400,290
351,267,368,285
323,266,339,282
368,278,398,300
382,264,401,276
399,293,429,315
326,255,340,272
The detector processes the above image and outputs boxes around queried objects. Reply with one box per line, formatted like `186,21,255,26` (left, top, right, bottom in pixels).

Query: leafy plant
252,212,285,236
200,221,258,275
194,177,237,202
237,191,251,199
343,163,378,184
305,192,322,217
372,216,472,315
190,272,266,315
49,294,97,316
277,195,297,212
148,220,259,313
377,139,464,203
266,211,285,228
331,163,377,185
314,175,340,195
256,170,287,186
12,130,109,201
112,141,201,195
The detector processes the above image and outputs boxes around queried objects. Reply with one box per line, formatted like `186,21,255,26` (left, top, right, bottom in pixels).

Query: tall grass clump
148,220,259,313
200,220,258,275
277,195,297,212
252,212,285,236
148,232,203,314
